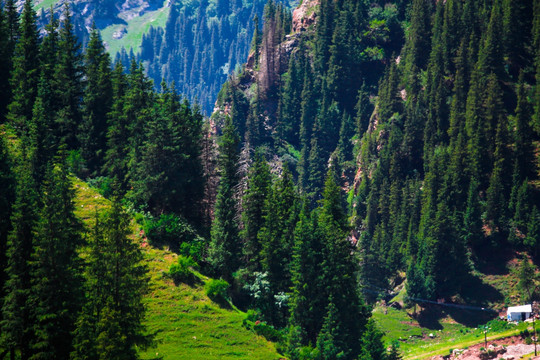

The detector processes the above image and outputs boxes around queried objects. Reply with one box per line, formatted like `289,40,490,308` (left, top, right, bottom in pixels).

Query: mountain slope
71,179,282,360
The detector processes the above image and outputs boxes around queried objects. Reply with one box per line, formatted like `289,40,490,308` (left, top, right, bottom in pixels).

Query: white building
507,304,533,321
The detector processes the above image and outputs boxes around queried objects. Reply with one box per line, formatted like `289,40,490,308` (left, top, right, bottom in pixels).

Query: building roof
507,304,532,313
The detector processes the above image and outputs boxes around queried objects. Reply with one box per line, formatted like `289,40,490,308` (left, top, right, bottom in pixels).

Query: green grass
33,0,169,57
34,0,58,12
72,179,282,360
373,305,530,360
139,248,281,360
100,2,170,56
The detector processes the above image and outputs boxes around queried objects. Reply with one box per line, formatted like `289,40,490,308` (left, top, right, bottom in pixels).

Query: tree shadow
473,244,516,276
209,296,233,310
414,306,444,330
172,273,203,288
459,273,504,307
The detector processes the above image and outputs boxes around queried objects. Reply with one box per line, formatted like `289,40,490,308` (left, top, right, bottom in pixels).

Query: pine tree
54,3,83,149
79,25,113,176
30,157,84,359
208,117,241,281
525,206,540,257
318,170,367,359
6,0,40,137
0,6,14,120
104,62,130,191
513,73,534,182
288,203,325,347
259,164,298,324
241,152,271,272
129,85,203,220
0,135,15,314
72,197,151,360
1,158,38,360
358,320,386,360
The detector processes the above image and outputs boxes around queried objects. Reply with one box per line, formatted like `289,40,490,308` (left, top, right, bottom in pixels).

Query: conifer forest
0,0,540,359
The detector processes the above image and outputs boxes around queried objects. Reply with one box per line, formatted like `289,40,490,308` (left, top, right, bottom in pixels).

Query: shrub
87,176,113,198
169,255,197,284
525,336,533,345
206,279,229,302
242,311,284,343
144,213,203,255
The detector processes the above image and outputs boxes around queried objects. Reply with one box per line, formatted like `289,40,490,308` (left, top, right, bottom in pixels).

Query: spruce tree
208,116,241,281
317,170,368,359
54,3,83,150
72,197,151,360
288,203,325,348
0,135,15,314
1,158,38,360
241,152,271,272
30,157,84,359
104,62,129,191
80,25,113,177
6,0,39,137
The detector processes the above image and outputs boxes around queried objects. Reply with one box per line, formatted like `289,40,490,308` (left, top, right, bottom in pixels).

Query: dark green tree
1,158,38,360
30,157,84,359
208,117,241,281
241,152,271,272
0,135,15,316
79,25,113,176
6,0,39,137
54,3,83,149
72,197,151,360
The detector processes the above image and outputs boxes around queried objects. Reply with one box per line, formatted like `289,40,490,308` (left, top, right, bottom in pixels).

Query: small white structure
507,304,533,321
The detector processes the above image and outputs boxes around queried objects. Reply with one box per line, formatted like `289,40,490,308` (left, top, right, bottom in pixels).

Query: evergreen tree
80,25,113,177
317,170,368,359
525,206,540,257
130,85,203,220
208,117,241,281
104,62,130,191
30,157,84,359
0,135,15,315
241,152,271,272
259,164,298,324
72,197,151,360
1,158,38,360
288,204,325,348
6,0,39,137
54,3,83,149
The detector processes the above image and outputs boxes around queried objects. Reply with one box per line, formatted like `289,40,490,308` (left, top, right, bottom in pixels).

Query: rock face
292,0,319,32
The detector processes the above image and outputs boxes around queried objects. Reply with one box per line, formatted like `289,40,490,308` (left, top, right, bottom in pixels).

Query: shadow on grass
413,272,502,329
473,243,516,276
209,296,233,310
172,273,203,288
415,307,444,330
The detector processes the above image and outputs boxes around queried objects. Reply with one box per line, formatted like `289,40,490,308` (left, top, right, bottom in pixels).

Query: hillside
72,179,282,360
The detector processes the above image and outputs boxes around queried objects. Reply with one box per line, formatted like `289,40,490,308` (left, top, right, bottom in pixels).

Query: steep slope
33,0,168,49
72,179,282,360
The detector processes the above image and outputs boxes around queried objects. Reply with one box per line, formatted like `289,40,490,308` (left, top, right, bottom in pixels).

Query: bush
206,279,229,302
169,255,197,284
242,310,285,343
525,336,533,345
87,176,113,198
144,213,203,256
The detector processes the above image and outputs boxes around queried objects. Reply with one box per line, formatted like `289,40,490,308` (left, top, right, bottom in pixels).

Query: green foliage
30,157,84,359
205,279,230,303
72,197,152,360
169,255,197,284
143,213,203,256
208,116,241,281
